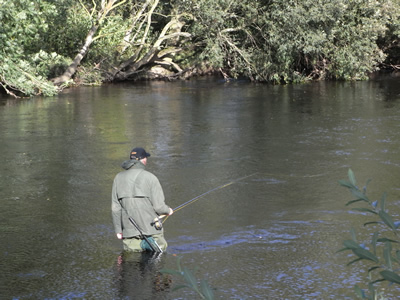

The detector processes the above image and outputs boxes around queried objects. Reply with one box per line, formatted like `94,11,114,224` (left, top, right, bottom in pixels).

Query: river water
1,77,400,299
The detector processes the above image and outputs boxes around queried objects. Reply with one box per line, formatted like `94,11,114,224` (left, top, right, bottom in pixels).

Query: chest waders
118,170,163,253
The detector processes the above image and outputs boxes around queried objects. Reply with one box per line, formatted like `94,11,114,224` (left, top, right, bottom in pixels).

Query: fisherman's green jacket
111,160,171,238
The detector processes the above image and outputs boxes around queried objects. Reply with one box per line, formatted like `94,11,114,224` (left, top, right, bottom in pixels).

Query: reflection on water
115,252,171,299
1,77,400,299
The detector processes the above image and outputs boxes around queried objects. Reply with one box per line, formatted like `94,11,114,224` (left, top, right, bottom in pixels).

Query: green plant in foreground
160,256,214,300
338,169,400,299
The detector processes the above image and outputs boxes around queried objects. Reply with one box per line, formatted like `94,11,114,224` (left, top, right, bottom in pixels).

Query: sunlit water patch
169,221,319,253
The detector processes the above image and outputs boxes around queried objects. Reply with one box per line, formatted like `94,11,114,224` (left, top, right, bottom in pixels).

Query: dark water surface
1,77,400,299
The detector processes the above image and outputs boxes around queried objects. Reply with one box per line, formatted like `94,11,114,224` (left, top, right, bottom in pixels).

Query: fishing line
160,172,258,224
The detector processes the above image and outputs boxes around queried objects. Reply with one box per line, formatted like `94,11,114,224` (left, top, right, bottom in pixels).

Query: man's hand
169,208,173,215
116,233,123,239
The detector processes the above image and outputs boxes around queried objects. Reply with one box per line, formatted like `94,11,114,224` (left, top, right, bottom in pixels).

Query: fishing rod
119,200,163,253
174,172,258,212
152,172,258,227
127,215,163,253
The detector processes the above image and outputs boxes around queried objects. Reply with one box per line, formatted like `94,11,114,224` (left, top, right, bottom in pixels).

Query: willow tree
108,0,191,81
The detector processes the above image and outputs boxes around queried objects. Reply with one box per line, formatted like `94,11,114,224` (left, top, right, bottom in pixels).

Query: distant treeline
1,0,400,97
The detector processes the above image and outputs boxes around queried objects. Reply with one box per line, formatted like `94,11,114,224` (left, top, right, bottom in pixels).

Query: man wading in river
111,147,173,252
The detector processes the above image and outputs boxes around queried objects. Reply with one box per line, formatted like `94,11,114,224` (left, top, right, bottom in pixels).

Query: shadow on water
114,252,172,300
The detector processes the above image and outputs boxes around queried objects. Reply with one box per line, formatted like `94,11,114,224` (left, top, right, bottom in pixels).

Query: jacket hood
121,159,145,170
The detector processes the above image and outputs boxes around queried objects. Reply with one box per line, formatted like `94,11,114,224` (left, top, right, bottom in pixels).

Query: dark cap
130,147,151,160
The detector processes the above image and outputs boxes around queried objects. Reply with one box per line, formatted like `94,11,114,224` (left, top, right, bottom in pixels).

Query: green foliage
247,0,389,81
89,14,131,63
377,1,400,67
339,169,400,299
172,0,258,77
173,0,400,83
75,65,103,86
29,51,72,79
161,257,214,299
0,0,56,56
43,1,92,58
2,0,400,96
324,1,388,80
0,0,61,96
0,58,59,97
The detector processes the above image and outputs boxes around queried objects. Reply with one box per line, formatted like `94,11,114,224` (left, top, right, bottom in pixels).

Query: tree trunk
52,25,98,85
113,15,190,81
51,0,126,86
